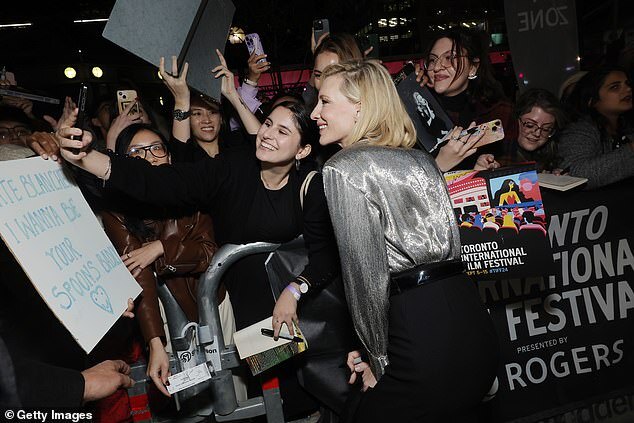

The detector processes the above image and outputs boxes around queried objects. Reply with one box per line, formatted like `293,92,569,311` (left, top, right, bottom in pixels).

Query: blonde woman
311,60,499,422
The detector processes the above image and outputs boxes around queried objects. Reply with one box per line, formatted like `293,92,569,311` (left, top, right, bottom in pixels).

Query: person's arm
558,120,634,189
229,52,269,131
159,55,191,143
434,123,485,172
54,112,226,211
100,211,165,344
271,172,341,338
322,164,391,378
212,49,261,135
155,212,217,276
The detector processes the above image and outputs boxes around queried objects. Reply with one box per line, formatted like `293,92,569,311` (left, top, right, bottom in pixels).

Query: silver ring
126,253,131,259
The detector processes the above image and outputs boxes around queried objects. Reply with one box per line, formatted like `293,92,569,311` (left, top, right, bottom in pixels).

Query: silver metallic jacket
322,143,461,377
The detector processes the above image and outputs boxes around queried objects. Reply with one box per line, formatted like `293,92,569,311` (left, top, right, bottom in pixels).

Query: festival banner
479,178,634,422
0,157,141,353
445,164,554,280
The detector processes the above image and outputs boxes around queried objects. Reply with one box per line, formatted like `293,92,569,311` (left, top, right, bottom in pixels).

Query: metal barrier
129,242,286,423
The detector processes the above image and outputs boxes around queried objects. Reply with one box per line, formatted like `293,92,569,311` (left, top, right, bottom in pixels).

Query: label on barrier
204,335,222,372
167,362,212,395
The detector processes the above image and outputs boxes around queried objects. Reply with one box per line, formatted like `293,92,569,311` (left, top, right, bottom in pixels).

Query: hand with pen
347,350,377,392
271,282,301,340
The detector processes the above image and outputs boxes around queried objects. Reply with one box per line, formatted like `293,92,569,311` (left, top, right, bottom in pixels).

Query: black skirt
350,272,499,423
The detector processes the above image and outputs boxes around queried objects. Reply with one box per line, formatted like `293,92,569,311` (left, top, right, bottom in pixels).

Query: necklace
260,171,288,190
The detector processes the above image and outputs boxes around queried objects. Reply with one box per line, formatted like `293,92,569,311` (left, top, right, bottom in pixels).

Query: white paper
167,362,212,394
233,316,293,359
0,158,142,352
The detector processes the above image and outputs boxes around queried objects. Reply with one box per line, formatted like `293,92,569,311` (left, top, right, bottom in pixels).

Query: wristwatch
173,109,191,121
297,276,310,295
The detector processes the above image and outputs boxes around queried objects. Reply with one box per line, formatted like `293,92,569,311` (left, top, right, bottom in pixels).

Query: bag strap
300,170,318,210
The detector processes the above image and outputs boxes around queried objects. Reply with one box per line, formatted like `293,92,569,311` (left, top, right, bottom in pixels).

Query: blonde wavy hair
321,59,417,148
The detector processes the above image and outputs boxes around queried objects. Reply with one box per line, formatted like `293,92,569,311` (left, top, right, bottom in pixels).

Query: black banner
480,179,634,422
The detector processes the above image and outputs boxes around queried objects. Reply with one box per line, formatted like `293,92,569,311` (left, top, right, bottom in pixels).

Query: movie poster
445,164,554,280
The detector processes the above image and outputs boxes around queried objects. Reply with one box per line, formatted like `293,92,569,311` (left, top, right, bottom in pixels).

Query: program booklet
537,173,588,191
234,316,308,375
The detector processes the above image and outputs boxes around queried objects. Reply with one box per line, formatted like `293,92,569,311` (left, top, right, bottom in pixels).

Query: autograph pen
261,328,304,343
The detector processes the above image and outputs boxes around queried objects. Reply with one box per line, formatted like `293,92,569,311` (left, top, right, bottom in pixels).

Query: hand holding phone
312,18,330,51
70,84,88,154
117,89,139,115
245,33,267,64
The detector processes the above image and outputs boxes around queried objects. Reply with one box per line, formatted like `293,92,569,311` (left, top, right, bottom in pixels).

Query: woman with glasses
558,67,634,189
481,88,568,173
97,123,217,402
417,28,517,171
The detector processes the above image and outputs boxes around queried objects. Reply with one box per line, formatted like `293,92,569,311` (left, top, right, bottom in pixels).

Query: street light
92,66,103,78
64,67,77,79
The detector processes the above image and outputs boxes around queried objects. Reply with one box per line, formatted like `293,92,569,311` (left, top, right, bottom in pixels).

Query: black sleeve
13,357,84,407
107,153,228,212
298,172,341,290
167,135,209,163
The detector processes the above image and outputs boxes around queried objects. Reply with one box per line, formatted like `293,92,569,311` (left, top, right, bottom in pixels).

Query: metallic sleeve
323,166,390,377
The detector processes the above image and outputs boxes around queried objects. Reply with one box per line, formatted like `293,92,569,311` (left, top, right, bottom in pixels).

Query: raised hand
159,55,190,106
246,52,270,85
212,49,238,99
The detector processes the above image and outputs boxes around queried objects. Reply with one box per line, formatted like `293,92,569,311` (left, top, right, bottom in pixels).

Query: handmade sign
0,157,141,352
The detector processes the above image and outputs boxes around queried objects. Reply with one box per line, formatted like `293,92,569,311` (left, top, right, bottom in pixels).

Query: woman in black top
54,97,343,420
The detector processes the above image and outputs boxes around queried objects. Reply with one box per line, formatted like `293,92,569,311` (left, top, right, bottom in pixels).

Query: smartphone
117,89,139,115
245,33,266,64
313,18,330,45
70,83,89,153
393,61,416,85
358,33,379,58
459,119,505,148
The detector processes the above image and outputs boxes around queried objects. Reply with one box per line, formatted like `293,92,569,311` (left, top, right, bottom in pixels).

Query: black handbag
264,172,357,417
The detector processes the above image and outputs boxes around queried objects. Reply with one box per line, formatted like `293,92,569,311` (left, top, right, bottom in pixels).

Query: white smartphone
245,33,266,63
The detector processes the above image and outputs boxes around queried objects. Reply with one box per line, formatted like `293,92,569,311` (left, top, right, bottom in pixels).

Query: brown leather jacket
101,210,218,344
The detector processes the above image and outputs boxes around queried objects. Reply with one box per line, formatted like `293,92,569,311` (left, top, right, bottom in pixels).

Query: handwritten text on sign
0,158,141,353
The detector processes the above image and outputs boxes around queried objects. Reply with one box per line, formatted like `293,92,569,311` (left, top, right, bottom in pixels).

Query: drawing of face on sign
413,91,436,126
91,285,114,314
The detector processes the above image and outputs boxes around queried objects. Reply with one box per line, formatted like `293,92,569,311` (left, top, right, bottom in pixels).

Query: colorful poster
0,157,141,353
445,164,554,280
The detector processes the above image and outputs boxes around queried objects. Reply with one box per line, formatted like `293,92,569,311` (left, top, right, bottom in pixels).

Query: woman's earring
468,73,477,80
295,158,300,171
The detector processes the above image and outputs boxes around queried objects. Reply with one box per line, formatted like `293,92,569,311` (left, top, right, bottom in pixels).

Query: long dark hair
424,28,505,107
564,66,631,139
115,123,170,240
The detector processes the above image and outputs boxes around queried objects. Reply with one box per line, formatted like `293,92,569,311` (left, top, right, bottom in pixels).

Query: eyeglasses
424,52,466,71
519,119,556,138
0,125,32,140
127,143,168,159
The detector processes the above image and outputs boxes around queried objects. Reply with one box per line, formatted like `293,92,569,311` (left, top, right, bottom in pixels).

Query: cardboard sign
103,0,235,102
0,158,141,353
396,72,455,153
